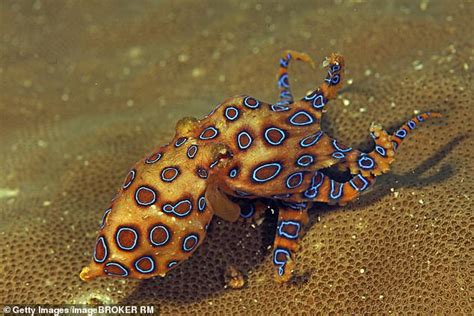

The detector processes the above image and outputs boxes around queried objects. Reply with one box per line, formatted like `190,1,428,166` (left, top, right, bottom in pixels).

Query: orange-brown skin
80,51,440,283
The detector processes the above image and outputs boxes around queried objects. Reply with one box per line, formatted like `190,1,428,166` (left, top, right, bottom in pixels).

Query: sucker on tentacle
80,50,441,283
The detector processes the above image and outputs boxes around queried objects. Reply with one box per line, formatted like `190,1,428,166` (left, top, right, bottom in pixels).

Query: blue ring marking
271,104,290,112
175,137,187,147
264,127,287,146
198,196,206,212
162,199,193,217
303,90,318,101
197,168,208,179
252,162,283,183
331,64,341,72
182,234,199,252
243,96,260,109
300,131,323,148
123,169,136,189
312,94,326,109
417,115,425,122
237,131,253,150
149,225,171,247
199,126,219,140
161,167,179,182
280,90,291,99
407,120,417,130
395,129,407,138
224,106,239,121
229,168,238,178
240,204,255,218
145,152,162,164
358,155,375,170
105,262,129,277
289,111,315,126
187,145,198,159
332,152,346,159
330,180,344,199
331,74,340,85
134,256,156,274
296,154,315,167
278,73,289,88
209,160,219,169
286,172,304,189
135,186,157,206
278,221,301,239
116,227,139,251
332,139,352,152
280,58,289,68
93,236,108,263
375,145,387,157
349,174,370,192
303,172,324,199
167,261,178,269
273,248,291,276
100,208,112,229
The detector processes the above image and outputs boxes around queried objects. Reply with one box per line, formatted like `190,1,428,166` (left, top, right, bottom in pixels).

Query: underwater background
0,0,472,314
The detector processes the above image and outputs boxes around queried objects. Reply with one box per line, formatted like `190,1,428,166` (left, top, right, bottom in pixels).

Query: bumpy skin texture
80,51,440,283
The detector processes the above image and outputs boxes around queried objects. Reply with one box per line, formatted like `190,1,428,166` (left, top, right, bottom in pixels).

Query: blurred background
0,0,472,314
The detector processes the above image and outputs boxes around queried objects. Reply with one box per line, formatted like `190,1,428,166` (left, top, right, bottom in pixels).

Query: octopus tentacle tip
80,265,100,282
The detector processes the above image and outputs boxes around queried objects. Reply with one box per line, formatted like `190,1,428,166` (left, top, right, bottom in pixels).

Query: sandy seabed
0,0,472,314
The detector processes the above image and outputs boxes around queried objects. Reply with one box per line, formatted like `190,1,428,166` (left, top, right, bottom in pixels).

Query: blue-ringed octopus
80,50,441,283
